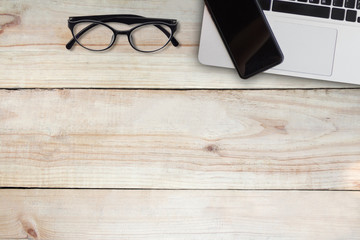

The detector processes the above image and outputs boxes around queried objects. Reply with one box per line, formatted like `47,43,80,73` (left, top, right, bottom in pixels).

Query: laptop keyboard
259,0,360,23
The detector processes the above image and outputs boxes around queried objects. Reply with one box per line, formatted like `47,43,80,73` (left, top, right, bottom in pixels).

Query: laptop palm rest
199,7,338,77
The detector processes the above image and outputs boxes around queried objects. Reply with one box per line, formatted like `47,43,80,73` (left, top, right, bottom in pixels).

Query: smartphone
204,0,283,79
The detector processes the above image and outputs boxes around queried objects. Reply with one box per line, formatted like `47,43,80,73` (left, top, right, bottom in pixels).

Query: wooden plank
0,89,359,189
0,0,355,89
0,189,359,240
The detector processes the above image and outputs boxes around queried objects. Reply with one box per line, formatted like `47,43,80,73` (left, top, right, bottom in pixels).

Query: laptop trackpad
269,21,337,76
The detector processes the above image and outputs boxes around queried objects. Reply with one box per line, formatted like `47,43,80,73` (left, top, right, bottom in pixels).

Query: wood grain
0,0,356,89
1,1,359,238
1,189,359,240
0,89,359,189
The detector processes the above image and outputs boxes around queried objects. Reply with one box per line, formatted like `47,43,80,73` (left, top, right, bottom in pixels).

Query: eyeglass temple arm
66,21,179,50
66,23,97,50
154,24,179,46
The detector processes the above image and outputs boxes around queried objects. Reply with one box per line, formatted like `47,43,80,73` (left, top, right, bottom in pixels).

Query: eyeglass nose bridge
115,30,131,35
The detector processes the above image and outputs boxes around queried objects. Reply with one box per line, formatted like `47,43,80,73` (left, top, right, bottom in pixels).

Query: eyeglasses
66,14,179,53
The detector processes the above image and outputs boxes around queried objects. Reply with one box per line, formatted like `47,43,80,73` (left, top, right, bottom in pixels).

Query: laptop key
346,9,357,21
345,0,356,8
333,0,344,6
357,0,360,8
331,8,346,19
258,0,272,10
272,0,331,18
309,0,320,3
321,0,332,5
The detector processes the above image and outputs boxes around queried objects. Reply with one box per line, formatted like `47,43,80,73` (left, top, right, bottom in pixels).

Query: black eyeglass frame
66,14,179,53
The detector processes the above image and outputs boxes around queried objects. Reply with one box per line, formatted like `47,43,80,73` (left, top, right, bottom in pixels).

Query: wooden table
1,1,359,239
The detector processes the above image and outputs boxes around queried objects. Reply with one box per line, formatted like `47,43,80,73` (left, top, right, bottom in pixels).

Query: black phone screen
204,0,283,79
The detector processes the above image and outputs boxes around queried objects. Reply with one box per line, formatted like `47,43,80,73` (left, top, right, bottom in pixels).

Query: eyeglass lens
73,22,114,51
130,24,172,52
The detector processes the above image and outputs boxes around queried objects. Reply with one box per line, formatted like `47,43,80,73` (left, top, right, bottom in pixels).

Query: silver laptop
198,0,360,85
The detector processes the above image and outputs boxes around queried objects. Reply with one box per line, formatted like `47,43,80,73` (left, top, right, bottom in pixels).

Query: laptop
198,0,360,85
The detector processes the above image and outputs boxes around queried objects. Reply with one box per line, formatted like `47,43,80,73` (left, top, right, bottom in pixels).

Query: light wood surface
0,89,359,189
1,1,360,239
0,0,357,89
1,190,360,240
